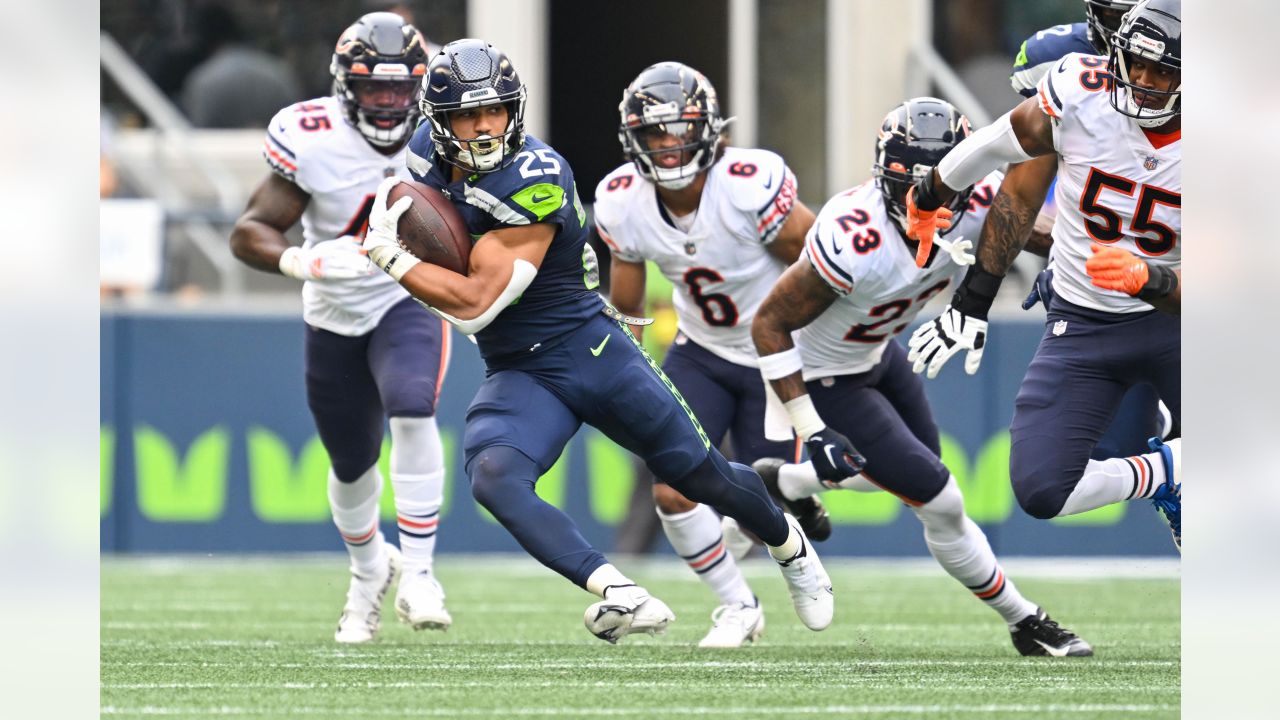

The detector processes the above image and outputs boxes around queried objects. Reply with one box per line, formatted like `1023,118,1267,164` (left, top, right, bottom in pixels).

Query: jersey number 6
683,268,739,327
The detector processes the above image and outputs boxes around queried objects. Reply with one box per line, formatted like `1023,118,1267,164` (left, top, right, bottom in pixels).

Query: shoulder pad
592,164,643,262
717,148,797,243
262,98,345,190
1033,52,1108,121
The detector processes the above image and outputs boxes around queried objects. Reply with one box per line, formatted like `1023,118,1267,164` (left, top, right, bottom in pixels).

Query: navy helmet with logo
419,39,527,173
872,97,973,235
330,12,430,148
1108,0,1181,127
617,62,730,190
1083,0,1139,54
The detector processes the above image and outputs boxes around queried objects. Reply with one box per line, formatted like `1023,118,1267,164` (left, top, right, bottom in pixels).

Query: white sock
585,563,635,599
658,504,754,606
389,416,446,577
912,476,1037,625
1058,449,1166,516
327,464,385,575
779,460,879,499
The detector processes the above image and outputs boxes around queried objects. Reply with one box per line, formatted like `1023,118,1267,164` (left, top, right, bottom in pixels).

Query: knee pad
389,416,444,475
467,445,537,512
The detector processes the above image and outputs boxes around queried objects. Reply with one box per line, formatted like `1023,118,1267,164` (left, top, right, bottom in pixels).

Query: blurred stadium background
99,0,1177,558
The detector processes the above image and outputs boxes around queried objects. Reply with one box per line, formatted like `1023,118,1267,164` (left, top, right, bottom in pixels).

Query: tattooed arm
751,258,840,404
975,154,1057,275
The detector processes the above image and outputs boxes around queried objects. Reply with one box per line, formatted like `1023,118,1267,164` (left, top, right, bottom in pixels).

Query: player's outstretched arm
975,153,1057,276
608,257,648,343
752,260,866,482
906,97,1056,260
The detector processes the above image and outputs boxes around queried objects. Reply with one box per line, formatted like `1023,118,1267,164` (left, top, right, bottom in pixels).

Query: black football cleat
752,458,832,542
1010,607,1093,657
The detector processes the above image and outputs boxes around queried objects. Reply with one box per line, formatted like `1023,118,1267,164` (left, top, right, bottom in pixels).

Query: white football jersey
798,172,1003,379
593,147,798,367
1035,53,1181,313
264,96,413,336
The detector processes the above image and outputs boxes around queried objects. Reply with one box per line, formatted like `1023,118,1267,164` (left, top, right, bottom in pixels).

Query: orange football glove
906,186,954,268
1085,243,1149,296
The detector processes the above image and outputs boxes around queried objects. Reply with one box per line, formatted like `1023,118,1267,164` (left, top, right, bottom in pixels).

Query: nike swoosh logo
831,242,843,255
531,193,552,204
590,335,611,356
822,444,839,468
763,173,774,189
1033,638,1071,657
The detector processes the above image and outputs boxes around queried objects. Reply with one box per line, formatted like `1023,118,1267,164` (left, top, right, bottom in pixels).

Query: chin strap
422,258,537,336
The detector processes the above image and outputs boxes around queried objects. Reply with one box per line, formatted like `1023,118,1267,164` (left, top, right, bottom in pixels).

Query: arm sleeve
592,176,643,262
262,107,301,187
802,221,855,296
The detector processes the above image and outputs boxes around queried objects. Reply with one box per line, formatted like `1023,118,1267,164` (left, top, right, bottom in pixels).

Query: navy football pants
1010,300,1180,518
305,297,449,481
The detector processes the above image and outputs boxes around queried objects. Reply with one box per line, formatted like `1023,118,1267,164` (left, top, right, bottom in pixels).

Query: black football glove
805,427,867,484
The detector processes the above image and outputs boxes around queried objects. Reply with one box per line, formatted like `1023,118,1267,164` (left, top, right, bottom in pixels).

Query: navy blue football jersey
406,130,603,360
1010,22,1096,97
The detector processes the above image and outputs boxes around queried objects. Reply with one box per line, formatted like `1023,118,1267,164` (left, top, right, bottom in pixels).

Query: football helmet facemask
872,97,974,237
419,39,527,173
1083,0,1139,54
1108,0,1181,128
618,62,731,190
331,12,429,149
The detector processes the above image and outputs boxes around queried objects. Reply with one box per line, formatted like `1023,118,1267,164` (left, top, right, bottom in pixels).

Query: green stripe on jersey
510,183,566,222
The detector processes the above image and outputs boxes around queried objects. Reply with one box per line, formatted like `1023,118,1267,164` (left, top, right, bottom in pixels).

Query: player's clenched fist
804,427,867,485
278,237,373,281
1085,243,1149,296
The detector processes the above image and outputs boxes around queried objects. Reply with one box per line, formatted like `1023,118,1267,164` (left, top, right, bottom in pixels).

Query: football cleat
395,570,452,631
583,584,675,644
1149,436,1181,552
334,543,402,644
1010,607,1093,657
698,599,765,648
719,515,758,561
774,514,834,631
752,458,832,542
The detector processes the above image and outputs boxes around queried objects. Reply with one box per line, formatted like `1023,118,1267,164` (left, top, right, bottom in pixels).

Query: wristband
758,348,804,380
784,395,825,439
382,250,421,282
278,247,306,280
1137,264,1178,301
912,172,943,212
952,265,1003,320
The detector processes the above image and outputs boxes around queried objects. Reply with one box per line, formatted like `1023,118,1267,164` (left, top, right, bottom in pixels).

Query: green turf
101,555,1179,719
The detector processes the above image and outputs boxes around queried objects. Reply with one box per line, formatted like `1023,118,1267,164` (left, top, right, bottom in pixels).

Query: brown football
388,180,472,275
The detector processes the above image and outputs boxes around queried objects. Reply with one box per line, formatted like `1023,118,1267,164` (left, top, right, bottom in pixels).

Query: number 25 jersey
1035,53,1181,313
592,147,798,367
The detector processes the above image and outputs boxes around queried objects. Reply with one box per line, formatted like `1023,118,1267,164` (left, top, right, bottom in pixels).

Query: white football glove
906,305,988,379
363,176,419,280
278,237,372,281
934,235,975,266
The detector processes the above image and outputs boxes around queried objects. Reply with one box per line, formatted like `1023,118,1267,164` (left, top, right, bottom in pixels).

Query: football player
1011,0,1176,460
595,62,830,647
752,97,1091,657
230,13,452,643
905,0,1181,549
361,39,834,643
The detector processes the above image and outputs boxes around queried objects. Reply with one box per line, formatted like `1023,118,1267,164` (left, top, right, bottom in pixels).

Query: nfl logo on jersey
1053,320,1068,336
1143,155,1159,171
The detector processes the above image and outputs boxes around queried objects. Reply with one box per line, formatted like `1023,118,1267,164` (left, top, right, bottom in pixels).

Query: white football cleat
334,544,402,644
583,584,675,644
774,514,834,631
395,570,452,631
720,515,757,561
698,600,765,648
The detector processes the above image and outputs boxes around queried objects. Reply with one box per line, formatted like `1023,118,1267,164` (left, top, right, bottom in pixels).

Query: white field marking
101,704,1179,716
104,678,1174,691
102,553,1181,580
114,658,1179,671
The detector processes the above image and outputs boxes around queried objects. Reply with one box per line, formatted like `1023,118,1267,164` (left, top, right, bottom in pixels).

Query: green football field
101,555,1179,719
